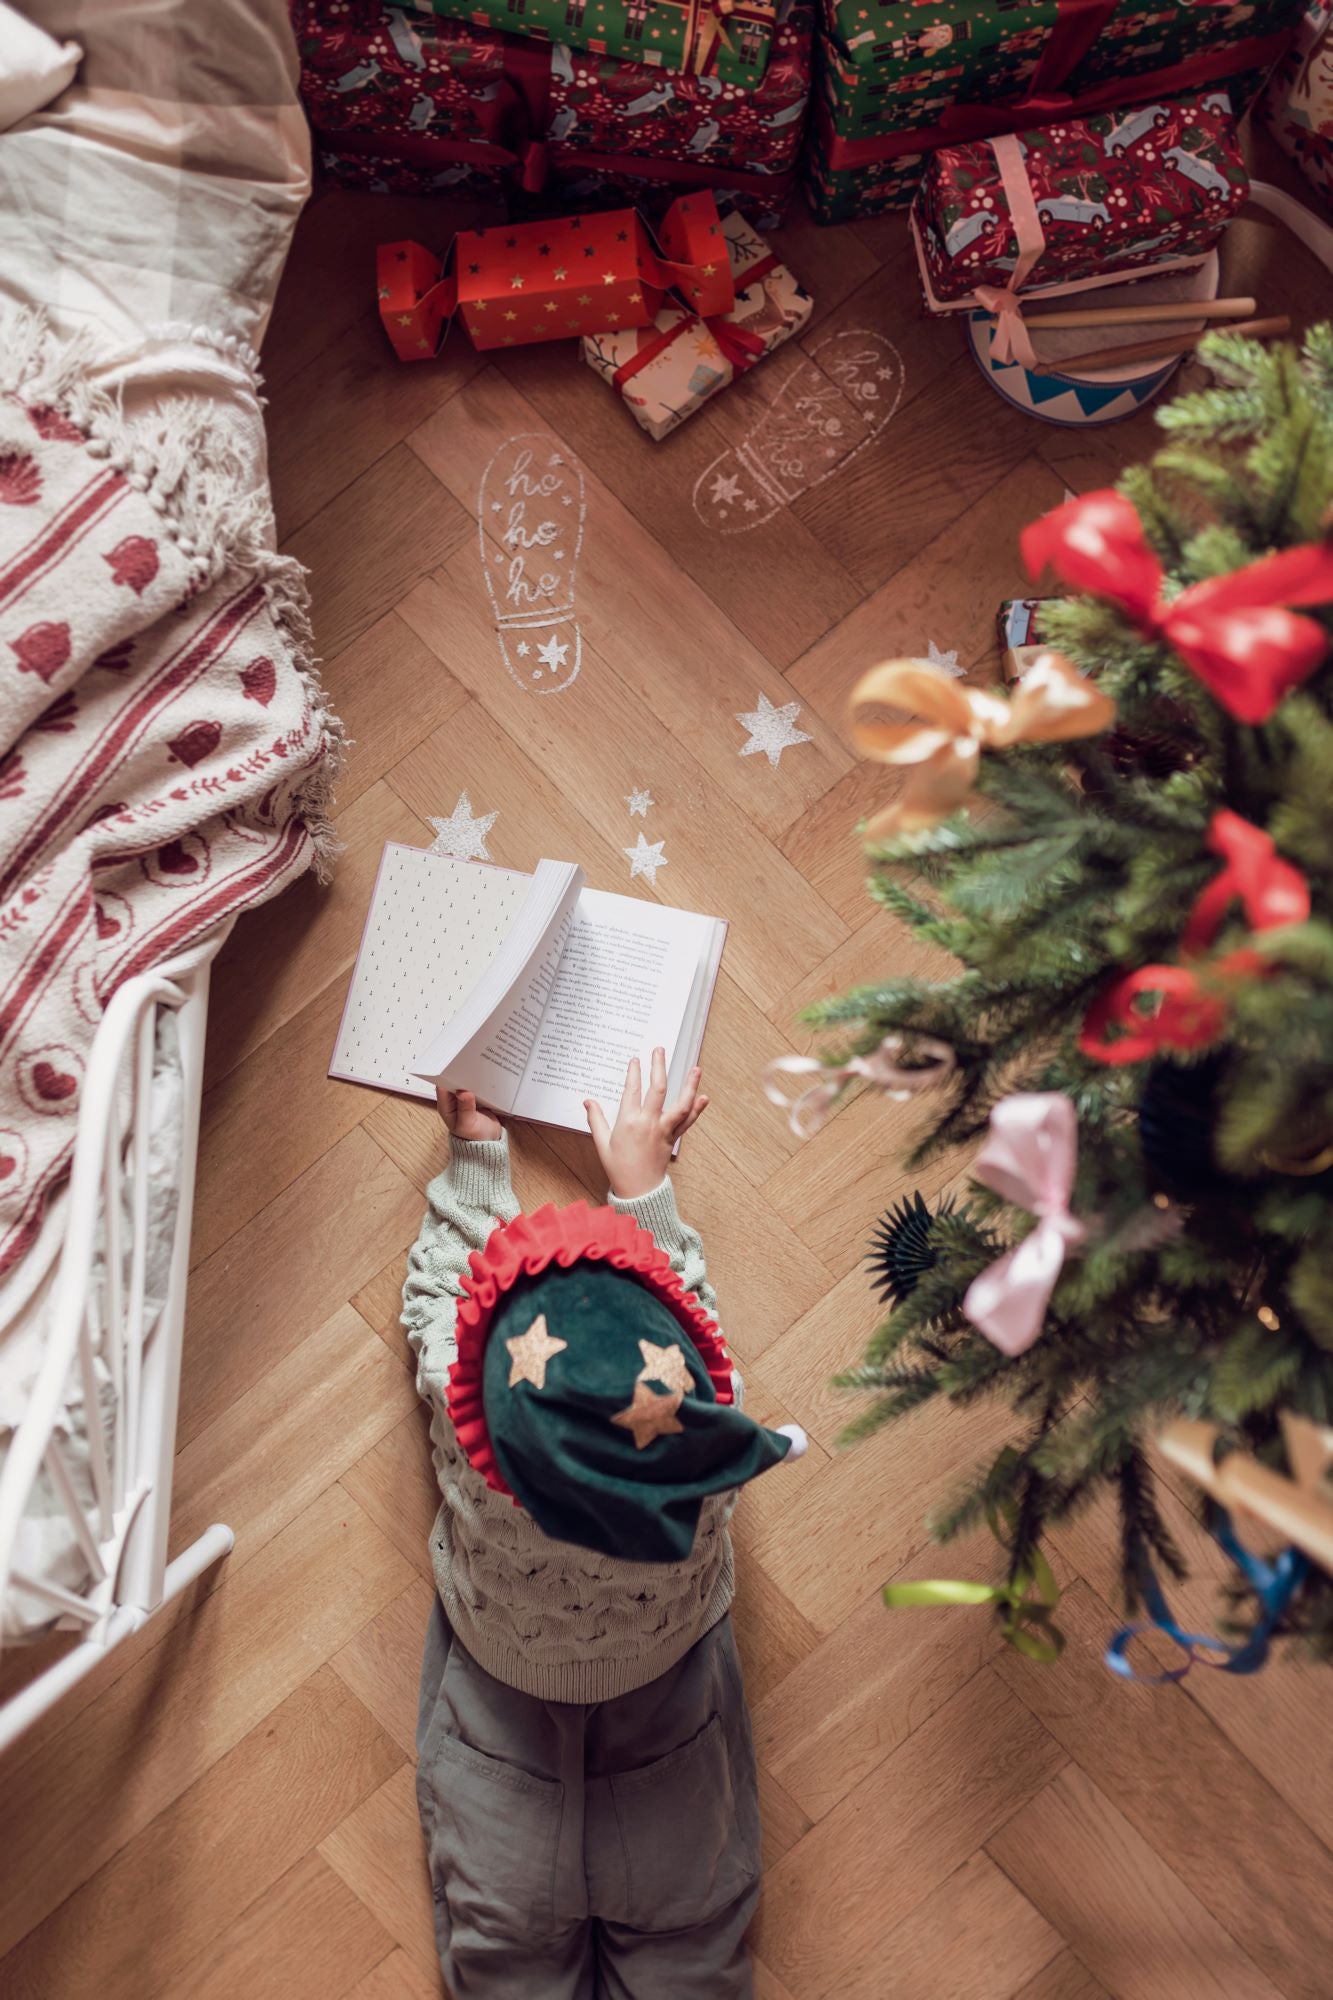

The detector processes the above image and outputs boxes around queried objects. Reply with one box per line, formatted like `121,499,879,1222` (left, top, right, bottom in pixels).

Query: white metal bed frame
0,938,231,1754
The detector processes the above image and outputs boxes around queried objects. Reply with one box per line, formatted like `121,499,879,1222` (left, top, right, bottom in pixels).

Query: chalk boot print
692,330,905,537
478,434,586,694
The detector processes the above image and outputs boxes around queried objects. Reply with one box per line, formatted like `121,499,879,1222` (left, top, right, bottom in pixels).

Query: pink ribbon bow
963,1093,1085,1356
762,1034,954,1140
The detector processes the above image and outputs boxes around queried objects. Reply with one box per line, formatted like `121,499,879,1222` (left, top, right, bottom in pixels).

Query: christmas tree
806,330,1333,1660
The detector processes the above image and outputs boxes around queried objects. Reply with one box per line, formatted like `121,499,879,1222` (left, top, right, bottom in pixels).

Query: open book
329,846,727,1131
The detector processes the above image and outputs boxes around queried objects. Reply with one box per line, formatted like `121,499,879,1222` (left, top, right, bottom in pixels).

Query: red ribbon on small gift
611,250,777,389
1182,810,1311,954
1022,490,1333,724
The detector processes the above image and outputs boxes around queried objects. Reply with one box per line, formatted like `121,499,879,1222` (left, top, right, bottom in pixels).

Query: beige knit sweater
401,1135,737,1701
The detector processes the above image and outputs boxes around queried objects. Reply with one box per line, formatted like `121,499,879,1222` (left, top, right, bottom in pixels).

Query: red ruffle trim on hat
445,1201,736,1500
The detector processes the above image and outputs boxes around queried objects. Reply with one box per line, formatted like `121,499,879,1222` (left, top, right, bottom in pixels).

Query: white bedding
0,0,311,1629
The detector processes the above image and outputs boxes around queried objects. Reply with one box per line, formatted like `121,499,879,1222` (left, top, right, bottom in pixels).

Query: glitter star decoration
427,791,498,861
624,831,668,886
736,693,813,769
624,787,654,818
637,1338,692,1398
505,1313,568,1391
611,1378,685,1450
926,639,964,679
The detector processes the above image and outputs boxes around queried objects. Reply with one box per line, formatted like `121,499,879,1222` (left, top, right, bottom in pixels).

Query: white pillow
0,2,81,132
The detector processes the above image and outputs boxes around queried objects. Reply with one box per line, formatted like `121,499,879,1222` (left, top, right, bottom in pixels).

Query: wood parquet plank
1015,1953,1112,2000
995,1584,1333,2000
346,1949,446,2000
838,1852,1061,2000
0,1489,413,1961
332,1580,438,1759
320,1764,440,1976
403,366,855,835
340,1409,440,1586
170,1853,395,2000
0,1668,402,2000
752,1666,1066,1997
319,611,470,814
989,1764,1284,2000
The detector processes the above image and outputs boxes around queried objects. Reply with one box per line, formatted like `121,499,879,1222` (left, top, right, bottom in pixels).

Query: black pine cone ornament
1137,1055,1232,1201
868,1191,955,1305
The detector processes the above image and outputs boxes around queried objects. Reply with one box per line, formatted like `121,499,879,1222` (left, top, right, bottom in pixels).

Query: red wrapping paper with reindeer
913,89,1247,309
378,191,733,357
581,207,811,436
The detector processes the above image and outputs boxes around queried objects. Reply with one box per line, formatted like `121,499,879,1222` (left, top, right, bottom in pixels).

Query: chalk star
736,693,813,769
637,1338,692,1397
516,641,531,657
505,1313,568,1391
624,787,654,817
710,471,742,505
427,790,498,861
611,1378,685,1450
624,831,668,886
536,634,570,673
926,638,964,680
876,365,896,380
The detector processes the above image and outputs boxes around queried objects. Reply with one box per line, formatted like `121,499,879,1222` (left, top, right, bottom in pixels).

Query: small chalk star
624,831,668,886
710,471,741,505
625,787,654,817
926,638,964,679
736,692,813,769
516,641,530,657
536,634,570,673
427,791,498,861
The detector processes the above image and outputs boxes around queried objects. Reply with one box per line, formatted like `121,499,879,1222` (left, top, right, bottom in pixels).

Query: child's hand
436,1085,504,1143
585,1049,708,1200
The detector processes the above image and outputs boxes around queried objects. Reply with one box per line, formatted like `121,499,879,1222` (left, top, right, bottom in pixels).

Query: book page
329,846,531,1101
414,859,582,1110
515,890,713,1129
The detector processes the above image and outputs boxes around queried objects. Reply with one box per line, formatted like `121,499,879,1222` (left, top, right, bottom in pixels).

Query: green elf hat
445,1203,805,1565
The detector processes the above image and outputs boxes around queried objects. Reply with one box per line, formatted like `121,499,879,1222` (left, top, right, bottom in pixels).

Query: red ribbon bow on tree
1080,810,1309,1066
1021,491,1333,724
1182,809,1310,954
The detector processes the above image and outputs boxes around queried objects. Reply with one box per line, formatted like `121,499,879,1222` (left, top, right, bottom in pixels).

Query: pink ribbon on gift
963,1093,1086,1356
762,1034,954,1140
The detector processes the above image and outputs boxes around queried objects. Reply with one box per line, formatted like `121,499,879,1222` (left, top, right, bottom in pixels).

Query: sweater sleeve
608,1177,743,1404
401,1133,520,1403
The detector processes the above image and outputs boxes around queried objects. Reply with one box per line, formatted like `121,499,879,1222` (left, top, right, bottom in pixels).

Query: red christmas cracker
377,192,733,358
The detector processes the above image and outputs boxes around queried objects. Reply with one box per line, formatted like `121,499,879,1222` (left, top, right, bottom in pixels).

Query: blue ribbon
1105,1510,1308,1684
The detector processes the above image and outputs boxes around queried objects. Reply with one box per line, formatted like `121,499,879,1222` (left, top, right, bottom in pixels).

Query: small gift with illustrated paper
998,597,1058,682
914,89,1247,307
378,191,732,358
580,207,811,438
1260,0,1333,212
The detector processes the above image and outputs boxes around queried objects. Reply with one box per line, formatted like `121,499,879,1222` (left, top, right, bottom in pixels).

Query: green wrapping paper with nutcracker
806,0,1305,223
402,0,779,90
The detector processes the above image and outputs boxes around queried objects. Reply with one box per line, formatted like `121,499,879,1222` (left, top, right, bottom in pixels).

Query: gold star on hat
637,1338,691,1398
611,1380,685,1450
505,1313,568,1391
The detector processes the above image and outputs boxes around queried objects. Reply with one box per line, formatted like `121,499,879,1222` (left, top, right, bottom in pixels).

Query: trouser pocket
600,1711,761,1932
424,1731,565,1945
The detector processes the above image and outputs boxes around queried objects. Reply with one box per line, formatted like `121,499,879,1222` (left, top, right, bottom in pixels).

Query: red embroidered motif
157,840,200,876
0,453,42,507
10,621,72,682
26,404,85,444
166,719,223,767
17,1045,85,1117
34,690,78,734
103,535,160,595
240,657,277,707
0,753,25,801
94,639,135,673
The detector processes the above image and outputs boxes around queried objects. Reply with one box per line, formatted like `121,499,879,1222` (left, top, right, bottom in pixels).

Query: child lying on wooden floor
401,1051,804,1999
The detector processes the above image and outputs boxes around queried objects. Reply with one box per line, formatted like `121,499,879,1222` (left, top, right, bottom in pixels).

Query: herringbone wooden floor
3,155,1333,1999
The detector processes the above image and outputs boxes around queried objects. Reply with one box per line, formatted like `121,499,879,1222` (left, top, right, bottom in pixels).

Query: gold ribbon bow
849,651,1116,841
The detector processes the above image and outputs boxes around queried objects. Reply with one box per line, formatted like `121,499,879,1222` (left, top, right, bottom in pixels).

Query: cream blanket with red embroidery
0,313,343,1277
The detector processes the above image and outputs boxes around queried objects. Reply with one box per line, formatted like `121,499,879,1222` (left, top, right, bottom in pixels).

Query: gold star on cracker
397,314,414,326
554,266,569,280
612,1380,685,1451
511,273,526,289
504,309,518,321
602,271,617,284
505,1313,568,1391
638,1339,692,1397
544,301,558,312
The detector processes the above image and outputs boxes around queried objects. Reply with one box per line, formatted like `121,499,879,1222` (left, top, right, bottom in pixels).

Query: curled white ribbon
963,1093,1086,1357
762,1034,955,1140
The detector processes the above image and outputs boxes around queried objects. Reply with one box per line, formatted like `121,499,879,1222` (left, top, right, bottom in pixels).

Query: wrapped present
1260,0,1333,210
403,0,778,91
581,206,811,436
295,0,811,200
806,0,1303,224
998,597,1056,681
914,91,1247,306
378,191,733,356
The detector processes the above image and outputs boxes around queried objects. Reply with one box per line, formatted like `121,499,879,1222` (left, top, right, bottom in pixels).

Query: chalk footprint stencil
478,433,587,695
693,330,905,537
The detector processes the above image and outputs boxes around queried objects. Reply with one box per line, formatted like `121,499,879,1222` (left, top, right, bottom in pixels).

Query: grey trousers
414,1599,762,1999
